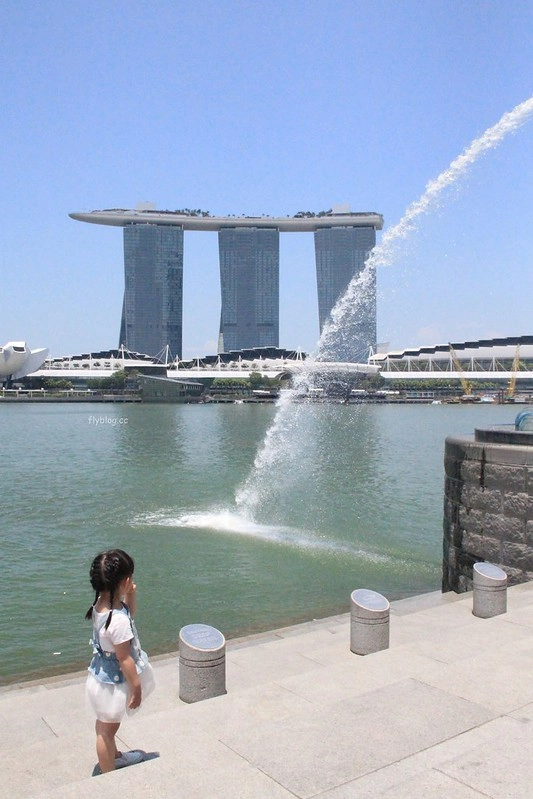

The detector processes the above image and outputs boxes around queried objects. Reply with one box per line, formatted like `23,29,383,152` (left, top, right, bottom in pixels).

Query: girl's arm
115,640,141,709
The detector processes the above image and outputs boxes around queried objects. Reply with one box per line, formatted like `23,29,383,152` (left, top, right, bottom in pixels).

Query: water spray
236,96,533,519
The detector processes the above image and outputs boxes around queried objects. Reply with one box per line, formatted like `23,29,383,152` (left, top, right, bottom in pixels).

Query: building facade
120,224,184,358
71,209,383,361
218,227,279,352
314,226,377,361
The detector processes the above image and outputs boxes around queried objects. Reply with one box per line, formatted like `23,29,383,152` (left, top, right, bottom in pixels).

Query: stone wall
443,429,533,592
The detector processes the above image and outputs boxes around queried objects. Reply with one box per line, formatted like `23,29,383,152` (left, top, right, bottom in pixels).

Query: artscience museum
0,342,49,383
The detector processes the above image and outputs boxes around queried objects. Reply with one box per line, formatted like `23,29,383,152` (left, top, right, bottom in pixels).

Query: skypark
69,208,384,232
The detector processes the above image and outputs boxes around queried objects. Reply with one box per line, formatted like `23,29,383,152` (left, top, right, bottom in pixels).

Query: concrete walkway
3,582,533,798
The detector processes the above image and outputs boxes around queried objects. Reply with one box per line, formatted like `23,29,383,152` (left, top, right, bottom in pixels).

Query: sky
1,0,532,359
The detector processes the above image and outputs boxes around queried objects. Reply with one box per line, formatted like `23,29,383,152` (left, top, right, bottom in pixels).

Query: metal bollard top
179,623,225,653
350,589,389,614
473,562,507,582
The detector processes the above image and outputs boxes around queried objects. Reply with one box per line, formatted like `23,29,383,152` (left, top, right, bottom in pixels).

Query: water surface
0,401,512,683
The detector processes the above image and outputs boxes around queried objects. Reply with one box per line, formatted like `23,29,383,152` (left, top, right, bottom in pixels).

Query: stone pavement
3,582,533,798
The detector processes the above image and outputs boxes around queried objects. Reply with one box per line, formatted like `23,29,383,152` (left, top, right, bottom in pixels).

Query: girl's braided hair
85,549,135,630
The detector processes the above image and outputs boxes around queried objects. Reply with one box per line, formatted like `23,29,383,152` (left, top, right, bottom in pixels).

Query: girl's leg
95,720,121,772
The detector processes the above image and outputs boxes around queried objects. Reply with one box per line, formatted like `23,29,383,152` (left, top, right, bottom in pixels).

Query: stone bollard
472,562,507,618
350,589,390,655
179,623,226,703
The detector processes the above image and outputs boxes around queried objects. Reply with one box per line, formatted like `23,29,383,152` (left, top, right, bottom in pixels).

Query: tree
212,378,249,388
87,369,133,390
248,372,281,389
43,378,74,390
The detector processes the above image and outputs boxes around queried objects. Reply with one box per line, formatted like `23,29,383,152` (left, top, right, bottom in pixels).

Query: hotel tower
70,208,383,360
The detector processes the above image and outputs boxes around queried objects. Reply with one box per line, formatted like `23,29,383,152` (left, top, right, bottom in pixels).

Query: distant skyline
1,1,532,358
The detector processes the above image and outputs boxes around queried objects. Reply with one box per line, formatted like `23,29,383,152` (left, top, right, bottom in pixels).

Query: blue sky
1,0,531,358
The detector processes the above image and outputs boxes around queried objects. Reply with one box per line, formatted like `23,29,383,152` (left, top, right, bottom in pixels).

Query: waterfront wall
443,428,533,592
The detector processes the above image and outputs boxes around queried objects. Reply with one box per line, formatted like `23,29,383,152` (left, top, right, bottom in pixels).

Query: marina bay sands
70,207,383,360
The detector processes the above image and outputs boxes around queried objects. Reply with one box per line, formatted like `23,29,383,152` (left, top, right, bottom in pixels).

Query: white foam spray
135,508,395,561
236,97,533,518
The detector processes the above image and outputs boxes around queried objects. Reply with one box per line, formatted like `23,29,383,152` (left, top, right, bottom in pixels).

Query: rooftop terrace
69,208,384,232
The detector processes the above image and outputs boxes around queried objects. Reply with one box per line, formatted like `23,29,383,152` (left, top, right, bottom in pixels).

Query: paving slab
225,638,329,689
31,747,296,799
510,700,533,721
277,648,443,706
390,588,468,615
413,646,533,714
100,725,296,799
397,611,533,664
316,715,527,798
5,730,95,798
123,680,317,744
411,715,533,799
318,765,490,798
220,678,496,798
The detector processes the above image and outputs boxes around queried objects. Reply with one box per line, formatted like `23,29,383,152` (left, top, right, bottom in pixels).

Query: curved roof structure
372,336,533,363
30,346,378,380
69,209,384,232
371,335,533,381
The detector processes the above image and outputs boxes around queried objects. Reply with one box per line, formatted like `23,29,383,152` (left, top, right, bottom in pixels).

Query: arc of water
318,96,533,359
236,96,533,517
372,96,533,268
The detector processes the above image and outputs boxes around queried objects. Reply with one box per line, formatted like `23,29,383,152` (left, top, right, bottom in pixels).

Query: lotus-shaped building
0,342,49,382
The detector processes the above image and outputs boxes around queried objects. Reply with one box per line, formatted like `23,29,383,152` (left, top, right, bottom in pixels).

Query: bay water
0,401,514,684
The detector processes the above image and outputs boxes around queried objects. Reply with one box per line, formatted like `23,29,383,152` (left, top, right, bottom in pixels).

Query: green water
0,401,513,684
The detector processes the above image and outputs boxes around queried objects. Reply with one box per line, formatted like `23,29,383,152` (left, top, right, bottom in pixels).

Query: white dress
86,606,155,723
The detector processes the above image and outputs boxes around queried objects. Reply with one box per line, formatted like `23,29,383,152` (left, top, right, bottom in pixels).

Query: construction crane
506,345,521,401
448,344,475,399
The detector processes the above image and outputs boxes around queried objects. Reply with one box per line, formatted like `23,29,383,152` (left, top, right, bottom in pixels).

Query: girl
85,549,155,773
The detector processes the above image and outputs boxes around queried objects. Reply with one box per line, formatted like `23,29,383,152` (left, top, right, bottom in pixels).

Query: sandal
115,750,144,768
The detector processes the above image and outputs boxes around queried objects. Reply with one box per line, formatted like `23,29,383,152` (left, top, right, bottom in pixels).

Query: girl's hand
122,577,137,615
128,684,142,710
125,580,137,598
